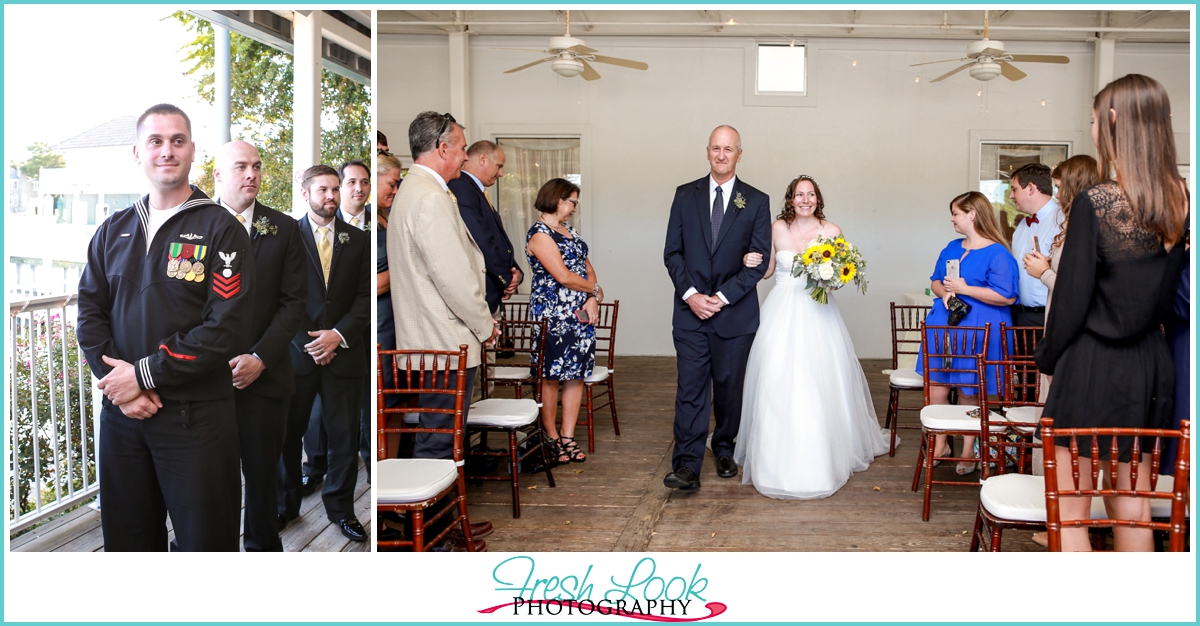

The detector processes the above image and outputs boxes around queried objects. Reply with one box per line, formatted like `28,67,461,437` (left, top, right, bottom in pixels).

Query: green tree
9,142,65,180
171,12,370,211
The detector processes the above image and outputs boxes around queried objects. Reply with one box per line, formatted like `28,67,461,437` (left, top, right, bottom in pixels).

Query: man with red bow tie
1009,163,1063,328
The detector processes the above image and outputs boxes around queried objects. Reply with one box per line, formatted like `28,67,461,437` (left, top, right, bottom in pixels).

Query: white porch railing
8,293,100,534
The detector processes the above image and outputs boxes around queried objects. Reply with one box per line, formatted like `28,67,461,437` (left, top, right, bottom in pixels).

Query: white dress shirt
218,198,255,238
338,207,367,230
1011,197,1063,307
682,175,738,305
410,163,449,191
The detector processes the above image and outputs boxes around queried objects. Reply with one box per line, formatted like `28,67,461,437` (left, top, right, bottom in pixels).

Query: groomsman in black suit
662,125,771,491
214,140,308,551
278,165,371,542
448,141,523,313
302,160,374,487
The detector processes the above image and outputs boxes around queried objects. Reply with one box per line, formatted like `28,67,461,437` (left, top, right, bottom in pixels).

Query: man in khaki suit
388,111,498,461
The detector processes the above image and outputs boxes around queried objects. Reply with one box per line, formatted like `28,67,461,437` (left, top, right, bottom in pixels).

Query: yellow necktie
236,214,246,224
351,216,360,229
484,191,495,211
316,226,332,286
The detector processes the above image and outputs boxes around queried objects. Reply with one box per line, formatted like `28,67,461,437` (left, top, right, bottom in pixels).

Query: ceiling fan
910,11,1070,83
495,11,649,81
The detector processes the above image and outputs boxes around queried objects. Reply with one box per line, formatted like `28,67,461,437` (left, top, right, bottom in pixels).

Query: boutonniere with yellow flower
732,191,747,211
253,215,278,236
337,231,350,245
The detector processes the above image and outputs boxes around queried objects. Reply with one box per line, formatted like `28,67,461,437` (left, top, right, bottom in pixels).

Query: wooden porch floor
11,461,370,552
466,356,1042,552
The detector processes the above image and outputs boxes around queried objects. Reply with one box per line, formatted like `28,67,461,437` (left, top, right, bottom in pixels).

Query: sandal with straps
559,436,586,463
544,435,569,465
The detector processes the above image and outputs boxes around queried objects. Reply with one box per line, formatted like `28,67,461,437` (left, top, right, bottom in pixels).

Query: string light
789,39,795,47
852,60,857,67
727,18,736,25
915,77,920,83
1041,99,1047,107
977,90,982,96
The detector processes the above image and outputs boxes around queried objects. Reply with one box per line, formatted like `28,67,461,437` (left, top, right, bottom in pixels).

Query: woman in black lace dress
1034,74,1189,551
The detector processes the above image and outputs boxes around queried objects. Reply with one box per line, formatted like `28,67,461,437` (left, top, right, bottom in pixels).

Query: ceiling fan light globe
970,62,1003,82
552,58,585,78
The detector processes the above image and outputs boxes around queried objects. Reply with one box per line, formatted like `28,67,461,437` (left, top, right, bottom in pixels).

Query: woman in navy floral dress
526,178,602,463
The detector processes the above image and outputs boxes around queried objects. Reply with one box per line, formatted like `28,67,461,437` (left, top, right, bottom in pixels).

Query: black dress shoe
278,512,298,529
663,467,701,491
300,474,322,497
716,455,738,478
378,526,404,542
339,517,367,542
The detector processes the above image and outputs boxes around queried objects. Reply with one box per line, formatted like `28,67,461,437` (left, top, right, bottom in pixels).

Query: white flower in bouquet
818,261,835,280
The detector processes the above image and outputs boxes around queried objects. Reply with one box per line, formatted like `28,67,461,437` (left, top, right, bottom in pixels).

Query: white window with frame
756,43,807,95
979,142,1069,240
495,137,581,295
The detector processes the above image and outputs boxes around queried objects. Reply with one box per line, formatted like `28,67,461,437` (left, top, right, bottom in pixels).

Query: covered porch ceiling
378,9,1190,44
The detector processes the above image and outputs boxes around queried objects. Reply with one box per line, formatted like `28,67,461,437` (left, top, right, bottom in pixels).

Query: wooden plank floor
11,461,371,552
467,356,1042,552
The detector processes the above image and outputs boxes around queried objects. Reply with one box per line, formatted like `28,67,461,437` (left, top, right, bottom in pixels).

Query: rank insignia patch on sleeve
212,250,241,298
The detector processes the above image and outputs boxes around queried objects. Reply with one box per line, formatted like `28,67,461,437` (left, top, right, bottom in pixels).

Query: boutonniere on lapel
362,219,371,232
253,216,278,236
732,192,747,211
337,231,350,245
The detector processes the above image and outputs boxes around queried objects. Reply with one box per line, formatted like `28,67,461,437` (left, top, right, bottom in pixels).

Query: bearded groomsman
213,140,307,551
278,165,371,542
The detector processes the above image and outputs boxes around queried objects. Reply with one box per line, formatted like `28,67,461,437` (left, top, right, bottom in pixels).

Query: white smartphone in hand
946,259,960,280
1032,234,1041,253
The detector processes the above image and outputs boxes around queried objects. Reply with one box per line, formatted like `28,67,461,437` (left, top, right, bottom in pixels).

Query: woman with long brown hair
1034,74,1189,551
915,191,1019,475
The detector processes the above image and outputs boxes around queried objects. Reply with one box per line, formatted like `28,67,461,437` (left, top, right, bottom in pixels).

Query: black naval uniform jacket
77,186,255,401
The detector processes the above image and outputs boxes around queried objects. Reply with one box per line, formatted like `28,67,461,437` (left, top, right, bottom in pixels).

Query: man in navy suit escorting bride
662,125,772,491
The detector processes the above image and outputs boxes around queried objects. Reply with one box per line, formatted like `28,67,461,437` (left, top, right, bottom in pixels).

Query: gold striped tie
236,214,246,224
317,226,332,286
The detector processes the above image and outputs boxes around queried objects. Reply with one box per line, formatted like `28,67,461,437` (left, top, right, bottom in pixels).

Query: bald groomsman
448,141,523,314
213,140,307,551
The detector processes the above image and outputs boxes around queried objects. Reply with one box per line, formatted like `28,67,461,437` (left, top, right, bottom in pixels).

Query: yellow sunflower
803,246,820,265
817,243,836,261
840,262,857,283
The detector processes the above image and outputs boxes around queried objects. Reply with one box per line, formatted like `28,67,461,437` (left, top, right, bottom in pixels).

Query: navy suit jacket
663,175,771,338
290,214,371,379
448,174,522,312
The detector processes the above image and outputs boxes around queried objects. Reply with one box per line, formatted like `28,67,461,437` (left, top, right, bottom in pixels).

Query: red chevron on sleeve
213,272,242,299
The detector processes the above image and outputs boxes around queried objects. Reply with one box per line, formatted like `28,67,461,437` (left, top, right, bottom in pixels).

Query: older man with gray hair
387,111,498,546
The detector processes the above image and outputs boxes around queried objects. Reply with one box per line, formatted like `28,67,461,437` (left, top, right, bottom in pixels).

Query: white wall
379,34,1190,357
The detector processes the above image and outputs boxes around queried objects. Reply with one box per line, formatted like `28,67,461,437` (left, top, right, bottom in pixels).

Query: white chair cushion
403,412,418,425
377,458,457,504
492,366,533,380
467,398,539,428
980,473,1047,522
920,404,1006,432
888,368,923,388
585,365,610,383
1004,406,1043,424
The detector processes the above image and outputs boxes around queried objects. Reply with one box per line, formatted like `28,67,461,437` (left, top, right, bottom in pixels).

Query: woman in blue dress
526,178,601,464
916,191,1019,474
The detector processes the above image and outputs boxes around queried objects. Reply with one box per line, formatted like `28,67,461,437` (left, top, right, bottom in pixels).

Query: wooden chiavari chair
376,345,482,551
884,303,931,456
576,300,621,453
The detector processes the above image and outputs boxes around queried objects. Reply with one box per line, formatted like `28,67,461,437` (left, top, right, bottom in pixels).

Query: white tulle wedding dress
733,249,891,500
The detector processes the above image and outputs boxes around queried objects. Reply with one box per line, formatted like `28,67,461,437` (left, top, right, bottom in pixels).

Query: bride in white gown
733,175,890,500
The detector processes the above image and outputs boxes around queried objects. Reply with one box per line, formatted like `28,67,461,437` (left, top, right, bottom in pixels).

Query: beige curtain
496,138,581,294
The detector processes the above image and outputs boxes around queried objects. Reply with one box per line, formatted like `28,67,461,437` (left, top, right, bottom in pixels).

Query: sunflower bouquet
791,235,868,304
